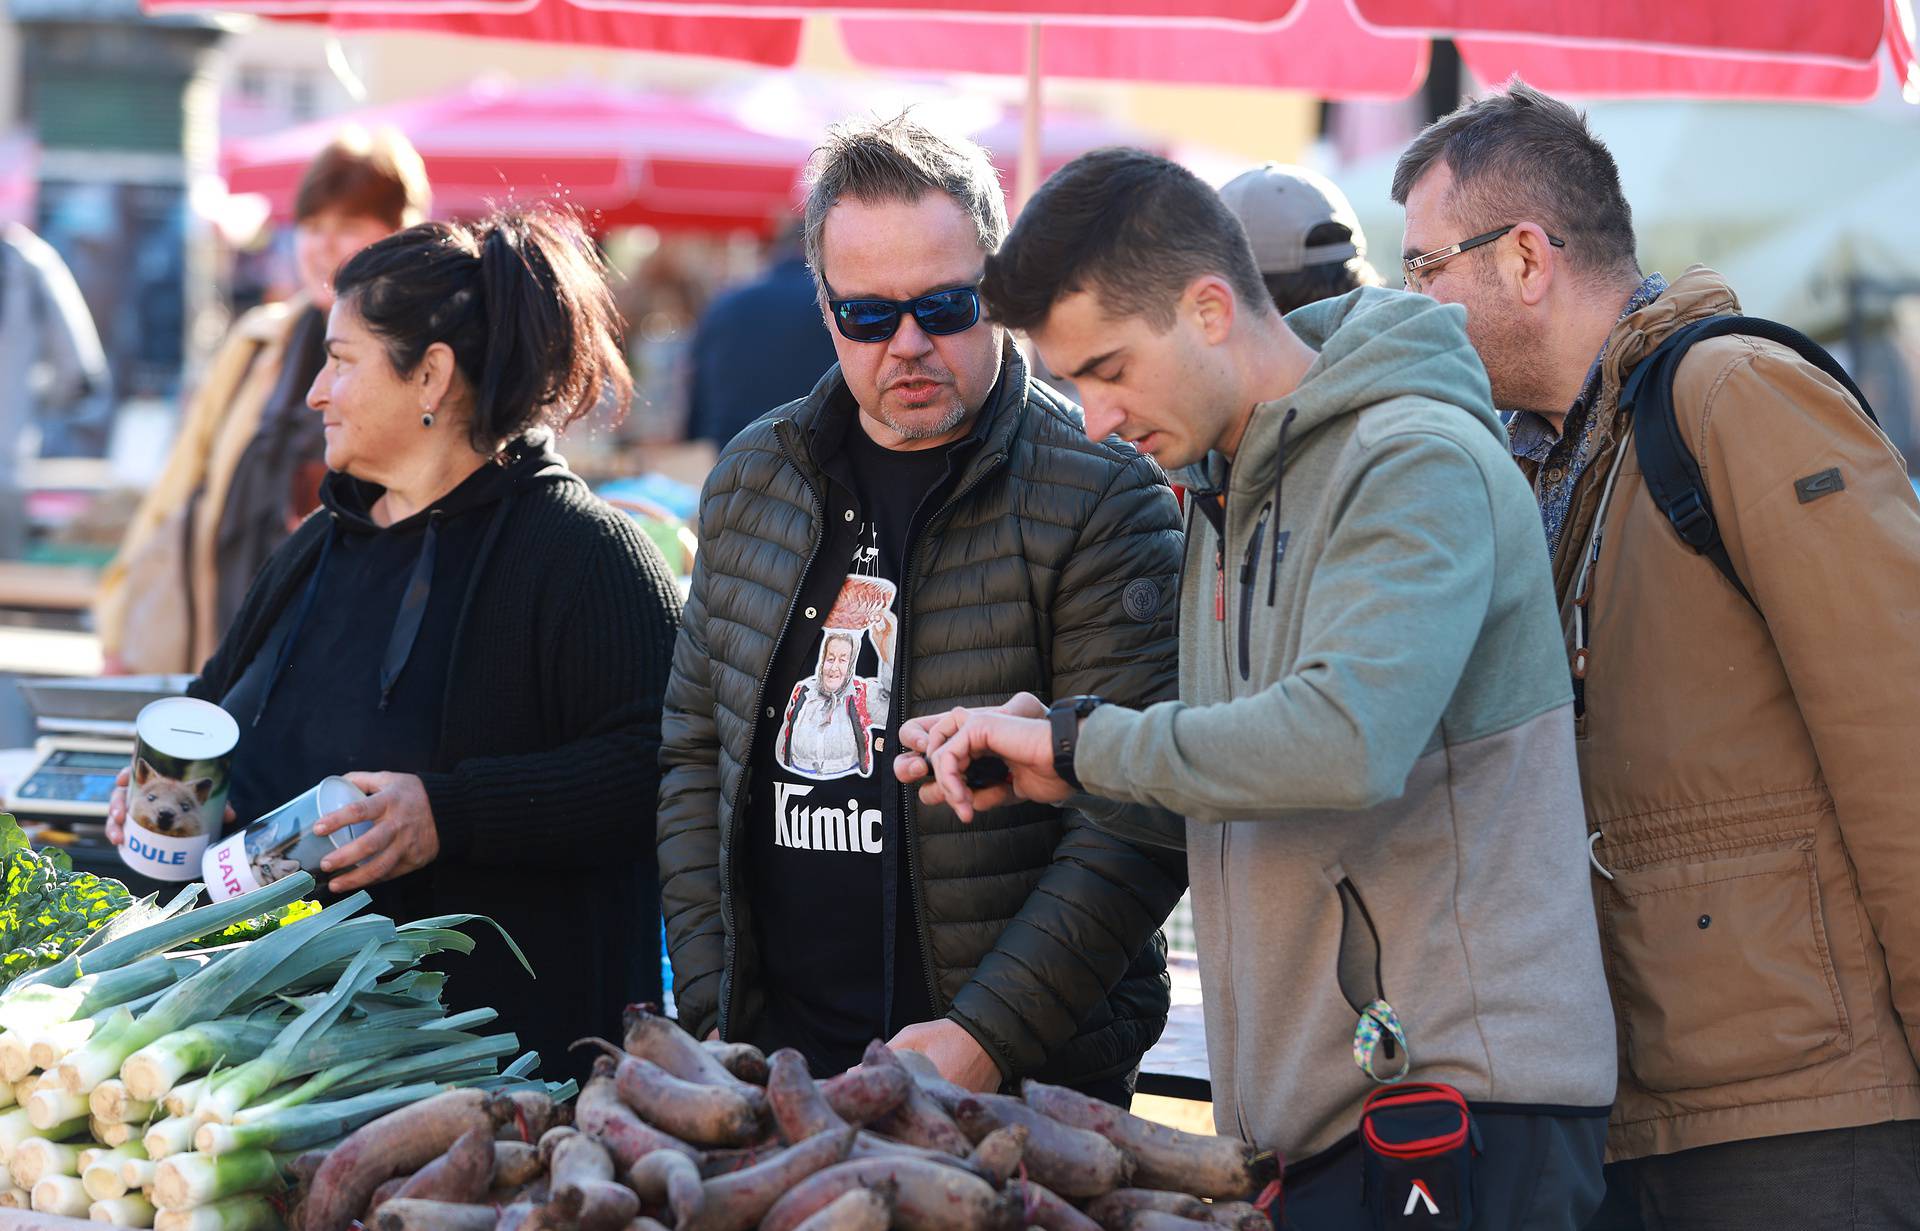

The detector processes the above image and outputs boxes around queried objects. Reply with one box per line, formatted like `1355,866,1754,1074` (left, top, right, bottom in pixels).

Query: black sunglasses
825,280,982,343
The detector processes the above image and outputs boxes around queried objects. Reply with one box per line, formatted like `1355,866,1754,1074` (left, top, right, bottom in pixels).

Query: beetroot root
761,1157,1017,1231
1006,1179,1103,1231
1023,1080,1267,1201
492,1141,542,1191
965,1125,1028,1187
622,1009,764,1101
1084,1190,1211,1231
302,1088,505,1231
627,1147,706,1228
702,1041,771,1086
595,1043,764,1146
372,1199,498,1231
1127,1214,1225,1231
951,1093,1133,1199
386,1125,494,1208
684,1126,857,1231
1205,1202,1271,1231
579,1056,701,1170
791,1184,894,1231
767,1049,848,1143
549,1130,640,1231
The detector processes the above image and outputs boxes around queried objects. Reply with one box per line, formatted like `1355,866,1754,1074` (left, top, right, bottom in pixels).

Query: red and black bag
1358,1082,1479,1230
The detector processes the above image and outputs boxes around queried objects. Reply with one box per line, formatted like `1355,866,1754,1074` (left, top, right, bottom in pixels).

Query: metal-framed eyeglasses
1402,224,1565,291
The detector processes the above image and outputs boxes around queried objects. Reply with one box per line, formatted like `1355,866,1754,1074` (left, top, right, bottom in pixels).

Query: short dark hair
294,125,431,229
982,147,1270,333
1262,223,1383,315
333,209,631,453
803,113,1006,300
1391,78,1638,279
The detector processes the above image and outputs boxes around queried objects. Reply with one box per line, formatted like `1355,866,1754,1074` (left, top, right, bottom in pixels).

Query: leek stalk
56,893,368,1094
196,1081,446,1155
152,1148,280,1211
81,1142,145,1201
153,1194,280,1231
89,1192,157,1226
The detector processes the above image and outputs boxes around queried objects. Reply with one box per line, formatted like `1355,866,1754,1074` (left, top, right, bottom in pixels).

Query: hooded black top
221,441,515,825
192,434,683,1078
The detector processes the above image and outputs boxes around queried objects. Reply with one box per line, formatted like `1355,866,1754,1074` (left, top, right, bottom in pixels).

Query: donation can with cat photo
201,776,369,901
121,697,238,881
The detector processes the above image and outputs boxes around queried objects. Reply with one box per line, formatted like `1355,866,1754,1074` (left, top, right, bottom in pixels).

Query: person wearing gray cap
1218,162,1381,315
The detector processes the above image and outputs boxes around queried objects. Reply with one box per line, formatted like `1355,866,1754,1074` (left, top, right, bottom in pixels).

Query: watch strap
1048,695,1102,791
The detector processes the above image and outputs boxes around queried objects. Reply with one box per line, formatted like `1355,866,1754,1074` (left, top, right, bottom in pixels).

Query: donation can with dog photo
122,697,238,881
201,776,370,901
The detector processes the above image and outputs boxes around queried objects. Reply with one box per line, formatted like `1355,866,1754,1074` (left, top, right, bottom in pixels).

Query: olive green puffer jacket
658,343,1187,1088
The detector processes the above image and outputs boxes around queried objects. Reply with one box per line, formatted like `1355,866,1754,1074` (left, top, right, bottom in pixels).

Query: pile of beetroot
291,1008,1277,1231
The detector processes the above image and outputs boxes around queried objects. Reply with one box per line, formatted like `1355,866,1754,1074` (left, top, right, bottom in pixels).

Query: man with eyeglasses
657,114,1186,1101
1397,82,1920,1227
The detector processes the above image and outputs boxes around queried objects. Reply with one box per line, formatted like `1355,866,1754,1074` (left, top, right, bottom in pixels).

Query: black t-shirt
744,412,966,1074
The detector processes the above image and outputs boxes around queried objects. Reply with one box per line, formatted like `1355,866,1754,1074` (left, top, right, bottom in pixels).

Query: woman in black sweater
108,211,682,1076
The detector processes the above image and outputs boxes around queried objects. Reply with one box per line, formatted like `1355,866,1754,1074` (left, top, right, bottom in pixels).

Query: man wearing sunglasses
1396,82,1920,1227
658,115,1186,1102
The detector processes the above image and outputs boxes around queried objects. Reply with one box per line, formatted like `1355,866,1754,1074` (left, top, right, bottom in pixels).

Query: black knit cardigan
190,448,683,1076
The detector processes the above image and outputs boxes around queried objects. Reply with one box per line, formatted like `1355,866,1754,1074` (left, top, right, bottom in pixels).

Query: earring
421,408,436,429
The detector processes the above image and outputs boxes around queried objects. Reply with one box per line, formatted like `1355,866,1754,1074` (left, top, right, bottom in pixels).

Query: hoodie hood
253,432,573,723
1183,287,1499,498
320,429,573,534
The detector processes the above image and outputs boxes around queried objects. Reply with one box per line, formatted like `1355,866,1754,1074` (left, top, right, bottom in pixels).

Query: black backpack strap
1617,314,1877,613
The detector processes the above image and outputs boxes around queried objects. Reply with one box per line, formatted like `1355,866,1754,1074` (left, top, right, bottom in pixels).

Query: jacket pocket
1602,837,1850,1092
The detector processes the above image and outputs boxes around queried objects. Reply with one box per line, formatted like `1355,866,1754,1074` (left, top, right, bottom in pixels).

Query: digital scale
4,674,196,835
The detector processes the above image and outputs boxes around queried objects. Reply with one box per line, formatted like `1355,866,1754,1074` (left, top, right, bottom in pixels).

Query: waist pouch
1359,1082,1479,1230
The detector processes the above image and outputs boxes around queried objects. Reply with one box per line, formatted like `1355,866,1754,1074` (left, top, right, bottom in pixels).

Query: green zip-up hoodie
1075,287,1616,1161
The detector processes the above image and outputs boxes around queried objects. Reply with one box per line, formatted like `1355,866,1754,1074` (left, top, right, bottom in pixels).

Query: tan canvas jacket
1525,266,1920,1161
95,298,302,672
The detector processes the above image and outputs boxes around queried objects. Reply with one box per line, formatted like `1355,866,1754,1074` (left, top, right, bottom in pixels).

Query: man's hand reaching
895,692,1070,823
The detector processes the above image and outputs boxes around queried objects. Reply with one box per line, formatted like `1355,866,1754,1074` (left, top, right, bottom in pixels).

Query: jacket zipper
896,450,1009,1021
1238,504,1270,681
719,419,826,1040
1213,538,1225,623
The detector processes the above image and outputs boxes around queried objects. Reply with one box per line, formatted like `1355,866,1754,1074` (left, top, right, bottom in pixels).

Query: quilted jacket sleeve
656,530,729,1038
946,449,1191,1079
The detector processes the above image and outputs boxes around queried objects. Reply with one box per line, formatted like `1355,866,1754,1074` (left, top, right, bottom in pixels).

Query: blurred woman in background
97,126,430,673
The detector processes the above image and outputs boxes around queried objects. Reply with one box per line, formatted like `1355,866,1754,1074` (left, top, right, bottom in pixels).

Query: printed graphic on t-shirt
771,523,897,854
776,582,896,779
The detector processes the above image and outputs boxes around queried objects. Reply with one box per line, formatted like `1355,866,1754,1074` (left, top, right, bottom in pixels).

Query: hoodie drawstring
1267,408,1298,607
379,510,442,711
253,520,337,727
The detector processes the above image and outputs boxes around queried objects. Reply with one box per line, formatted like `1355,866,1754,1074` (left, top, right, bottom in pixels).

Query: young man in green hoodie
897,148,1616,1229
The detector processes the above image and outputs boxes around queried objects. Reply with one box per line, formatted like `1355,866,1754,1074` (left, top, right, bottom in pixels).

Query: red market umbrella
838,0,1425,95
153,0,803,62
149,0,1919,206
1355,0,1917,104
1453,39,1884,104
143,0,1919,101
222,78,814,232
1349,0,1888,64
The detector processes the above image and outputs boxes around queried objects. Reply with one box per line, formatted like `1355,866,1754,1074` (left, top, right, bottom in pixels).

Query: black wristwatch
1048,695,1104,791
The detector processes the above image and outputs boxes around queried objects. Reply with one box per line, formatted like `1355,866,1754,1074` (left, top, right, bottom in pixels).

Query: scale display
5,738,133,818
